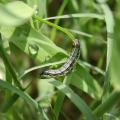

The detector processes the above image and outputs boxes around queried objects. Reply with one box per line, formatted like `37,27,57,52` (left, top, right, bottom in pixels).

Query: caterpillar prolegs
40,39,80,78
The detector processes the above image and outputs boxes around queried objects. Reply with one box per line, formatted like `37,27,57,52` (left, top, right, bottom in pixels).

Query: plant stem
33,15,75,41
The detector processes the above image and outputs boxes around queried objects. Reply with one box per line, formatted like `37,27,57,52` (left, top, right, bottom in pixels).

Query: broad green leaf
29,28,53,44
10,28,67,63
26,0,47,31
27,0,47,18
69,64,102,99
0,26,15,39
45,78,96,120
26,0,38,7
0,1,34,26
37,0,47,18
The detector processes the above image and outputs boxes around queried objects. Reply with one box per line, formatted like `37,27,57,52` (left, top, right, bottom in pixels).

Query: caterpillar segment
40,39,80,78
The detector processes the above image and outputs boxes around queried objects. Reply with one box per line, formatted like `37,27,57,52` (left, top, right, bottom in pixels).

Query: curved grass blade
96,0,114,102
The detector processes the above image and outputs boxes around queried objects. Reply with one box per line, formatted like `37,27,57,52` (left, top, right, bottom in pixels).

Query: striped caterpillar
40,39,80,78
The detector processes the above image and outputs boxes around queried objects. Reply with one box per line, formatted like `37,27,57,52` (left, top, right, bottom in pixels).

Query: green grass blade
1,94,19,112
51,0,69,41
33,15,75,40
0,1,34,26
46,78,97,120
0,80,38,110
0,79,47,119
94,91,120,117
0,34,22,89
53,76,72,119
70,0,79,11
79,60,105,76
70,63,103,99
96,1,114,71
44,13,104,20
53,91,65,119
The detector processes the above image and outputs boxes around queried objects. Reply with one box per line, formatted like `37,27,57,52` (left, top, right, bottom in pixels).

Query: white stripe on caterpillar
40,39,80,78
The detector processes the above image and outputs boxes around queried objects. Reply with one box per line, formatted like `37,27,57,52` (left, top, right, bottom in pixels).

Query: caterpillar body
40,39,80,78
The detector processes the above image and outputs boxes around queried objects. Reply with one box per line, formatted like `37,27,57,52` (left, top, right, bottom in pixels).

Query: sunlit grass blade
44,13,104,20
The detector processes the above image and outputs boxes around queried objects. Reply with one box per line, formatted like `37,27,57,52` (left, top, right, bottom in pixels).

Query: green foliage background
0,0,120,120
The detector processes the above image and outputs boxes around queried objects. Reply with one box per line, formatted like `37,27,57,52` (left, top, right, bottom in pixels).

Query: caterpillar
40,39,80,78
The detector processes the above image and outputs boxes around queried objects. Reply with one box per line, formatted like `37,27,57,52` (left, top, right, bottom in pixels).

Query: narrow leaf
45,78,96,120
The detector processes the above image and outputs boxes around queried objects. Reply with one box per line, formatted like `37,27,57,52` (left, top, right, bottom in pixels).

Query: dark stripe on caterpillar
40,39,80,78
